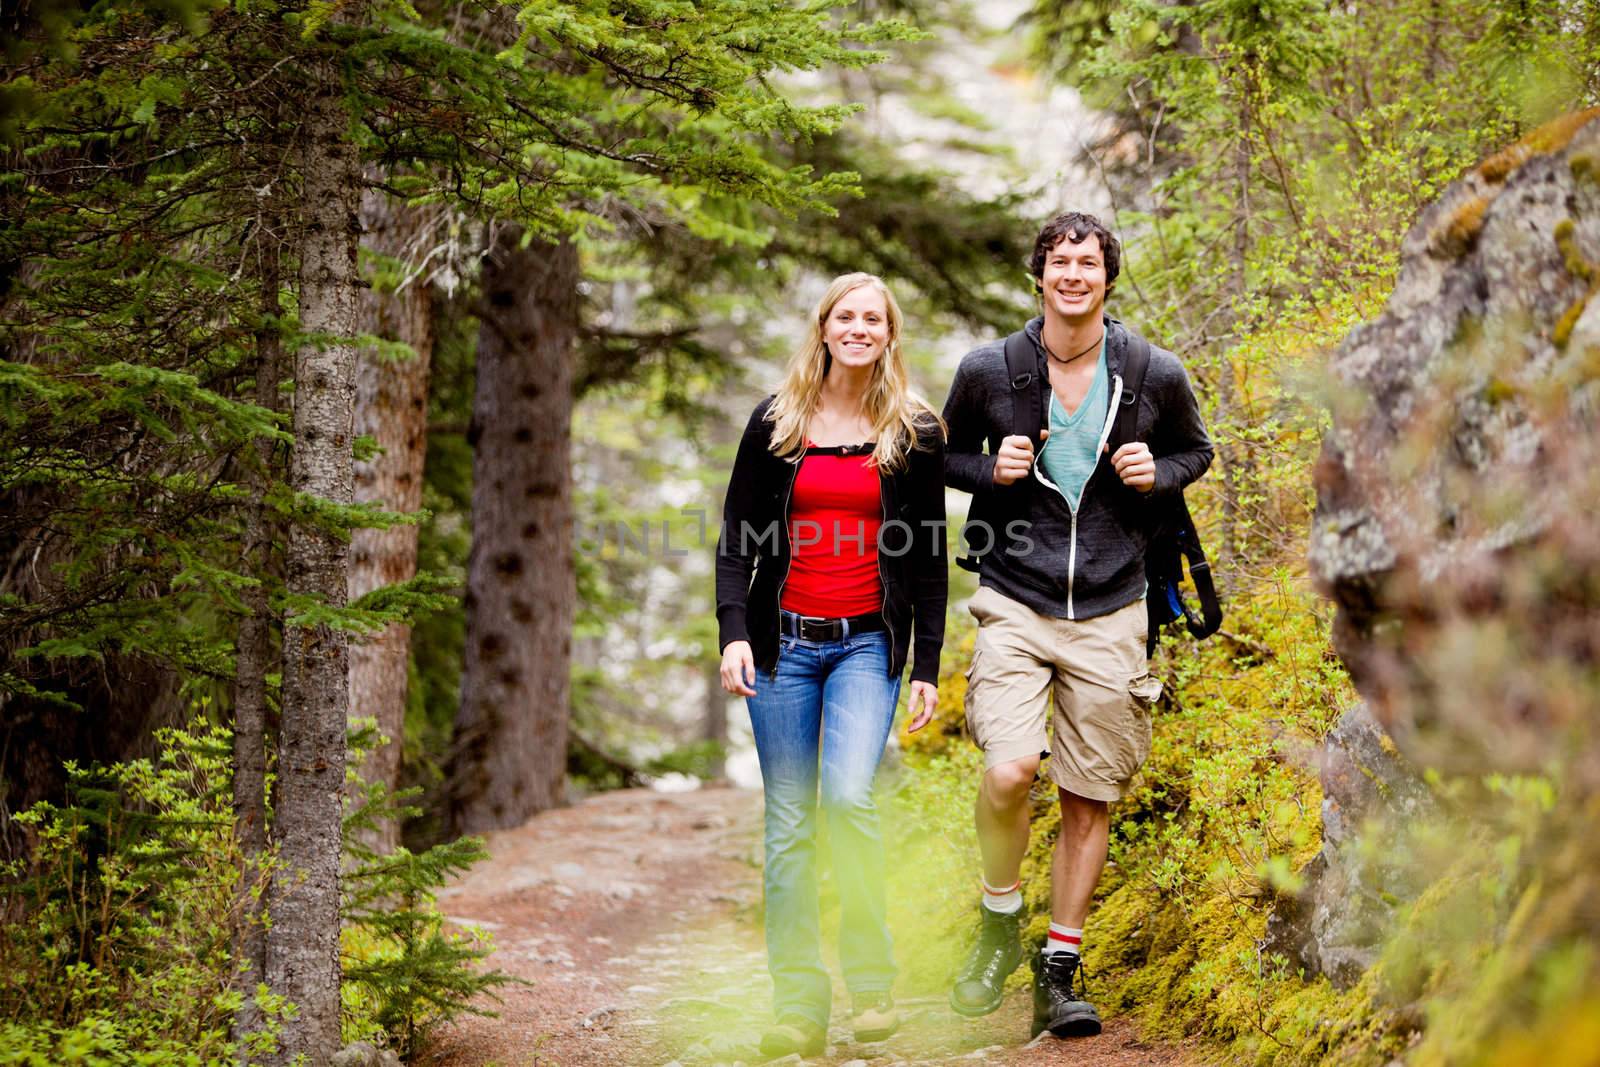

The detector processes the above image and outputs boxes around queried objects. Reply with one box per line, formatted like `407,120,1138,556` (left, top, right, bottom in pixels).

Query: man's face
1039,232,1108,324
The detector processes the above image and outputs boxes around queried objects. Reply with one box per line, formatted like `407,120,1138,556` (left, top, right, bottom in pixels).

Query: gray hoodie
941,315,1213,621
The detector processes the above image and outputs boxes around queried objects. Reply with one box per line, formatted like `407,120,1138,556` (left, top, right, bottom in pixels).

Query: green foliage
2,0,925,709
0,721,272,1064
769,127,1037,334
342,729,514,1058
1353,784,1600,1067
645,740,728,780
1077,584,1362,1063
879,742,989,995
0,720,511,1064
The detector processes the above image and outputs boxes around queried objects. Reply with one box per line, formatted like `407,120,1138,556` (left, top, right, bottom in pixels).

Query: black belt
779,609,887,642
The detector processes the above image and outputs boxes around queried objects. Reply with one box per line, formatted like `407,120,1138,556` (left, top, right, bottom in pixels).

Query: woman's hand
719,640,757,697
906,680,938,733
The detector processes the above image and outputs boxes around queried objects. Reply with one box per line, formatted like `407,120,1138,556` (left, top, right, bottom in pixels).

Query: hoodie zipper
1039,373,1124,620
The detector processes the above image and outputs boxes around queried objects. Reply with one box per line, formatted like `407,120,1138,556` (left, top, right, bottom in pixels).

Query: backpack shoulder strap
1173,497,1223,639
1003,330,1044,449
1111,330,1151,451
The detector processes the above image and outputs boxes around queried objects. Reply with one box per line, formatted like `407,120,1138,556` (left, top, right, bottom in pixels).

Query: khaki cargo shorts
963,585,1161,802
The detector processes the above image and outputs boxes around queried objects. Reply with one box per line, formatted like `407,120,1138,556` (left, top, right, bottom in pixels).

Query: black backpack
956,327,1222,655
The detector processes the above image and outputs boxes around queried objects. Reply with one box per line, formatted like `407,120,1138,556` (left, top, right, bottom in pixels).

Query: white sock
1044,923,1082,957
980,876,1022,915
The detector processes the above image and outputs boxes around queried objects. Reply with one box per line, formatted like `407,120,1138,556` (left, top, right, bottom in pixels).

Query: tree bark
1218,94,1254,567
262,46,362,1066
448,227,575,835
347,190,434,853
232,204,283,1043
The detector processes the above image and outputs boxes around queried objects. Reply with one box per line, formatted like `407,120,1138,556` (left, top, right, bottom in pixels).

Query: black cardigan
715,396,948,684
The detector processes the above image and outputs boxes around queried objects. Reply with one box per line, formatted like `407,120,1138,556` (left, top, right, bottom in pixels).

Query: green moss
1553,285,1595,349
1571,153,1597,183
1555,218,1593,282
1550,219,1600,350
966,580,1370,1062
1582,342,1600,381
1478,107,1600,183
894,501,1600,1067
1483,377,1518,406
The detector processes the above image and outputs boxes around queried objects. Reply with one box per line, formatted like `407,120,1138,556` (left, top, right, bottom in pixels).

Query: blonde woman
715,273,948,1057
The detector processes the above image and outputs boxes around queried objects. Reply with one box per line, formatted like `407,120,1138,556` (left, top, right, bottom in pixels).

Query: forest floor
426,786,1200,1067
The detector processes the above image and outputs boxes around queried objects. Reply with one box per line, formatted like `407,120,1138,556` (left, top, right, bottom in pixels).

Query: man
940,212,1212,1038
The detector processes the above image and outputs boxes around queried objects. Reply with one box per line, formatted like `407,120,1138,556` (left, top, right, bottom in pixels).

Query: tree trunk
347,190,434,853
232,207,283,1043
1218,102,1253,567
262,48,362,1066
448,228,575,835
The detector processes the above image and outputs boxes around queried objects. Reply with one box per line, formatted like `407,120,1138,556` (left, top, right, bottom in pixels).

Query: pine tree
448,228,578,833
348,192,437,854
263,0,367,1056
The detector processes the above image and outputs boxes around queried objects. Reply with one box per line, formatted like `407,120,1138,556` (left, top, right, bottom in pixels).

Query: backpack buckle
1010,372,1033,391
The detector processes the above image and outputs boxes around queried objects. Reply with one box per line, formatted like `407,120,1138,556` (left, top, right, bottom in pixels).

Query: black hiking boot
949,905,1023,1017
1031,950,1102,1038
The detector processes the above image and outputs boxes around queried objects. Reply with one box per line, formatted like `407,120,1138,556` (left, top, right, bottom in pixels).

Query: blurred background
3,0,1597,1062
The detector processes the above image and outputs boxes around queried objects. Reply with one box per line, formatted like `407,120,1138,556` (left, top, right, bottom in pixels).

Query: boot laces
1045,951,1090,999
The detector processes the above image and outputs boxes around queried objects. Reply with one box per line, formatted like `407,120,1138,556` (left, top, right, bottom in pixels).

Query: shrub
0,719,511,1065
0,722,255,1065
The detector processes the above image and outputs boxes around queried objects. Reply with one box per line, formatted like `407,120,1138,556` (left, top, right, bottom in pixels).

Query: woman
715,273,947,1058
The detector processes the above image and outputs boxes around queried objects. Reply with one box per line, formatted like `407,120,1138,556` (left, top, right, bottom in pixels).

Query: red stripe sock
1045,923,1082,957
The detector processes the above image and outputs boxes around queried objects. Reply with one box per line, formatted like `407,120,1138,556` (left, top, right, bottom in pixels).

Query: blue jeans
746,628,902,1028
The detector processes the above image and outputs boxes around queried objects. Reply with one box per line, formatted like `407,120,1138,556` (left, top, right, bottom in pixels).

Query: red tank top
780,446,884,618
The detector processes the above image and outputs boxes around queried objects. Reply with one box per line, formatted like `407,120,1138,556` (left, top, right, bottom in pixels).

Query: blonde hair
766,273,945,472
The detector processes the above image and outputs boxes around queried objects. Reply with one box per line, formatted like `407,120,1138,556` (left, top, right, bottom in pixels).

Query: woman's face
823,285,891,371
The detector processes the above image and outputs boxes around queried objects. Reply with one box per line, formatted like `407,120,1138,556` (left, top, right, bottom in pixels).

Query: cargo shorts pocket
1123,671,1161,772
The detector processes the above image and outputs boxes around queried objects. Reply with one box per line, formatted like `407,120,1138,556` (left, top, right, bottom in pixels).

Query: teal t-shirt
1037,342,1108,511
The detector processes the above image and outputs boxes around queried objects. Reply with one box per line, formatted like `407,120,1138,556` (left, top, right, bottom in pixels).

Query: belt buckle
800,614,835,641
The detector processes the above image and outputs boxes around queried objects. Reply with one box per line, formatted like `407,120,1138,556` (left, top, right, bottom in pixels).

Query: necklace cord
1043,330,1104,366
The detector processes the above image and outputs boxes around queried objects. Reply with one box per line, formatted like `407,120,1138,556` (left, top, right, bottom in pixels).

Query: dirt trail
427,787,1197,1067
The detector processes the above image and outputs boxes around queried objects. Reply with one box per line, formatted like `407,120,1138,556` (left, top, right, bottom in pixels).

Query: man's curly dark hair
1029,212,1121,296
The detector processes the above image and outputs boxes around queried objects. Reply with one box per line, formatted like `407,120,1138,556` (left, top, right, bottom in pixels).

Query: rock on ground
1265,702,1435,988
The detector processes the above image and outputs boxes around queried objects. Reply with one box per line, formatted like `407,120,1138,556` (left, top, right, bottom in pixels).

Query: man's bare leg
951,755,1040,1016
1050,787,1109,927
1031,785,1108,1038
976,755,1040,888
